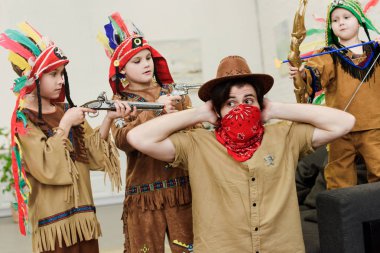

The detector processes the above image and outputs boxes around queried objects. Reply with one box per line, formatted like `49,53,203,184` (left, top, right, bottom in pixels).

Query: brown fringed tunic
112,83,194,253
18,103,121,253
304,44,380,188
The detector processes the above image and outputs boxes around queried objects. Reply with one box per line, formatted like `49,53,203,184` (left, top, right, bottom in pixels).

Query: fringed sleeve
83,120,122,192
18,120,74,185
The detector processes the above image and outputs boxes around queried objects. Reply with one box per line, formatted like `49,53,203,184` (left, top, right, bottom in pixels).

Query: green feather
16,111,28,128
5,29,41,56
13,76,27,93
109,17,125,42
313,93,325,105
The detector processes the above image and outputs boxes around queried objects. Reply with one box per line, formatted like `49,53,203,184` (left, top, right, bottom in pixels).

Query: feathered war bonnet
97,12,173,95
326,0,380,46
0,22,71,235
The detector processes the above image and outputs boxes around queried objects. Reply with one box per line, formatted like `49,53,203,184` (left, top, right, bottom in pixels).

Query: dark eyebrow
131,56,141,61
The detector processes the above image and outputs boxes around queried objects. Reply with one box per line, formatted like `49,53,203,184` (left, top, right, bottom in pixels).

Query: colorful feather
0,33,34,60
110,12,129,37
104,22,118,49
109,17,125,42
306,28,325,37
5,29,41,56
125,20,144,37
97,32,113,58
363,0,379,13
312,13,326,24
8,52,30,72
17,22,45,50
13,76,28,93
10,88,30,235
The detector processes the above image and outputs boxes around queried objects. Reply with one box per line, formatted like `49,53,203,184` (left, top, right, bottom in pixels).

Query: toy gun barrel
171,83,202,96
81,100,164,111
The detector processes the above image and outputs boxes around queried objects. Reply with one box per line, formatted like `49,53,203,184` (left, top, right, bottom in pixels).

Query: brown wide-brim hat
198,55,274,102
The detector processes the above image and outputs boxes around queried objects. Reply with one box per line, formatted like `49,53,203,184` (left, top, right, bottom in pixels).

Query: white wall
0,0,263,128
0,0,263,213
1,0,380,212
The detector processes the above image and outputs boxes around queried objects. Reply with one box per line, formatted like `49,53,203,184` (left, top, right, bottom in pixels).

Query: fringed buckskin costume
98,13,193,253
0,22,121,252
303,0,380,189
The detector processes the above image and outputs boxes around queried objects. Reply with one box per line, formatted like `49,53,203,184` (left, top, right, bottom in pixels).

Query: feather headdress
98,12,173,94
0,22,70,235
326,0,380,45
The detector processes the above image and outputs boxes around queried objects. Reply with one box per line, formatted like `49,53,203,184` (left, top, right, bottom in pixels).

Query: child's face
220,83,260,118
122,49,154,86
38,65,65,100
331,8,360,43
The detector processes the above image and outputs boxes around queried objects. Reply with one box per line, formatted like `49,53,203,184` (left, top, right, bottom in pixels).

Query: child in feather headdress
289,0,380,189
0,22,132,253
98,12,194,253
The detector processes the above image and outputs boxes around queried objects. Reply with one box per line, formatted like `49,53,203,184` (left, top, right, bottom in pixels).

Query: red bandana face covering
215,104,264,162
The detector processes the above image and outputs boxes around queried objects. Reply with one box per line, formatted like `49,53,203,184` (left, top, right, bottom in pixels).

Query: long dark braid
35,79,43,119
63,69,75,107
115,66,122,95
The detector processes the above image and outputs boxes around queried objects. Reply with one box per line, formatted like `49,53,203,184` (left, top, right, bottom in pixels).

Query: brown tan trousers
325,129,380,189
123,204,193,253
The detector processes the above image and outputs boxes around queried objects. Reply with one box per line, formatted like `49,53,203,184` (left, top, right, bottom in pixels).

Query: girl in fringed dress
97,12,194,253
0,22,132,253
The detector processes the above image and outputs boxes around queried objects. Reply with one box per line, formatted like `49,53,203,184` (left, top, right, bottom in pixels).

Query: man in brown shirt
127,56,355,252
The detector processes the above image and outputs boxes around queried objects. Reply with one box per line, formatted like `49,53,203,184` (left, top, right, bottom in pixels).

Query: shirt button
255,227,258,231
251,177,255,181
253,203,256,207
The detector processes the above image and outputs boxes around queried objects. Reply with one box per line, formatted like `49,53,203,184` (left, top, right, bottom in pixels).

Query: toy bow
288,0,309,103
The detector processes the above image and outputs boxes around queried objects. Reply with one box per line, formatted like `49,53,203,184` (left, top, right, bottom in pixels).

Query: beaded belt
126,176,190,196
38,205,96,227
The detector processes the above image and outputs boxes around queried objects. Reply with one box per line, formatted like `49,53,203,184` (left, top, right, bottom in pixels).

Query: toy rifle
81,91,164,111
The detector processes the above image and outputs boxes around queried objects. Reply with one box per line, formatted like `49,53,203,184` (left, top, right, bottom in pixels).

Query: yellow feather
97,32,113,56
8,52,31,71
17,22,46,50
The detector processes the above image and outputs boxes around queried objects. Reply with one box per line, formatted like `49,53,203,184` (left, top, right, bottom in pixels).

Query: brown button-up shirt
169,121,314,253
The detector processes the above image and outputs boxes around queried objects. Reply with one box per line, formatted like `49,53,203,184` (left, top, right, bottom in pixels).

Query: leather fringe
329,44,380,82
32,213,101,253
124,183,192,213
88,128,122,192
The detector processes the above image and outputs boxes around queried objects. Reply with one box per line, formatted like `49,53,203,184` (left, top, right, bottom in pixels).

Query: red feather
364,0,379,13
0,33,34,60
111,12,129,37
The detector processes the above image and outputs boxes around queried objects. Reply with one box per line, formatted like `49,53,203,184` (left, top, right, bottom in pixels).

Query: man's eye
244,99,254,104
227,101,235,107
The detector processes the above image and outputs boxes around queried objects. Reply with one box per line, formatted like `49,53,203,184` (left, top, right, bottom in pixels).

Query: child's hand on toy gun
156,94,182,114
106,100,134,120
